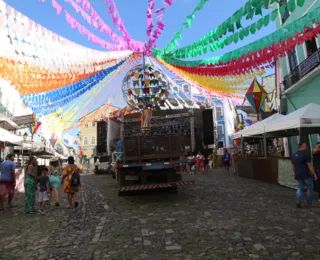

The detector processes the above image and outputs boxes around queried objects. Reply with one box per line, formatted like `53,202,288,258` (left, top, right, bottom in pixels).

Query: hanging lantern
245,78,268,120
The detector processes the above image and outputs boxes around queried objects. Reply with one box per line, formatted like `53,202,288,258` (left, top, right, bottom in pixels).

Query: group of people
0,155,81,215
184,149,231,175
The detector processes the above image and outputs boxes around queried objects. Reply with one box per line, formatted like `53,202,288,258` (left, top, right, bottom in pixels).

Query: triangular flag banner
33,122,42,135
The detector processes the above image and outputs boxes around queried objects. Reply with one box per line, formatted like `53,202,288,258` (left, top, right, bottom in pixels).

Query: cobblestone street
1,169,320,260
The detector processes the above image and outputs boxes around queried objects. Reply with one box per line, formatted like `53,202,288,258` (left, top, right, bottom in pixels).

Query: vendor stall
233,103,320,191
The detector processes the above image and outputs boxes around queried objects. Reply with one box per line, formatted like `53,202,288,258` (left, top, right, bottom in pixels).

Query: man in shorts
38,167,50,215
0,153,16,211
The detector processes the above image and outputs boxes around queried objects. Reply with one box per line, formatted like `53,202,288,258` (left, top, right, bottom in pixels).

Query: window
84,124,88,128
288,49,298,72
172,86,179,94
83,137,88,146
92,122,96,127
91,136,96,145
217,124,224,135
305,38,318,57
279,0,290,24
182,84,190,93
215,106,223,117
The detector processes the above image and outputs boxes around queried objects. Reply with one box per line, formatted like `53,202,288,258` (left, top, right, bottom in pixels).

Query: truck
114,105,202,196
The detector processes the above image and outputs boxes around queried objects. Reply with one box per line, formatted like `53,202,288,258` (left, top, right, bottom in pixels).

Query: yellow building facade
78,104,117,158
79,121,97,158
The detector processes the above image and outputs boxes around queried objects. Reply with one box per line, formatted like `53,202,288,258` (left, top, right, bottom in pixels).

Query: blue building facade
171,78,227,148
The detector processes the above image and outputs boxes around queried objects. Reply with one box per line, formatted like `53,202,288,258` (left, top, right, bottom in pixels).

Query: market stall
233,103,320,190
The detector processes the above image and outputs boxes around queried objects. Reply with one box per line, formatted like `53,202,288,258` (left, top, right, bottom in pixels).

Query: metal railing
283,47,320,90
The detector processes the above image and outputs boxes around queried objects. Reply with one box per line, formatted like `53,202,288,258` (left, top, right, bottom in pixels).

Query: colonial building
171,78,228,148
78,104,118,157
275,0,320,150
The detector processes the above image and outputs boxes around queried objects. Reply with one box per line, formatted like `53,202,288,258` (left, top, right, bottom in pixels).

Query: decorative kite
50,133,58,148
245,78,268,120
261,103,271,114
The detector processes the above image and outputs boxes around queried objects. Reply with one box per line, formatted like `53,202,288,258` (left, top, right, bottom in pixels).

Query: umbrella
245,78,268,120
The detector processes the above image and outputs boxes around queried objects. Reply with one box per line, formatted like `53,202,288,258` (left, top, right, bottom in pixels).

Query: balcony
283,48,320,91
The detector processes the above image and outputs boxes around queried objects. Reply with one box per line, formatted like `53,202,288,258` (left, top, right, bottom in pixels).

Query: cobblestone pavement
1,170,320,260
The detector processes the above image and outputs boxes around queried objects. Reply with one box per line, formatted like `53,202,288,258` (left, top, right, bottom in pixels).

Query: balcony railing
283,47,320,90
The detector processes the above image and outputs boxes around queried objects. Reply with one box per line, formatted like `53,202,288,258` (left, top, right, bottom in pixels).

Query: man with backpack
61,156,81,209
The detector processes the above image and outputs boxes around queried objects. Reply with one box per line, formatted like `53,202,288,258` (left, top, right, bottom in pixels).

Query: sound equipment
97,121,107,153
202,110,214,145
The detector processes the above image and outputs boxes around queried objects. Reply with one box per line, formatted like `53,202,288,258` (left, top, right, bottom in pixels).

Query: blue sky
4,0,277,144
5,0,276,58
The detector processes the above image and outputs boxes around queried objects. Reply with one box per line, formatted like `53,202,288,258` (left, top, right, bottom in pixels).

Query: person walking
212,150,217,168
312,142,320,202
24,157,38,214
292,142,318,208
204,154,209,174
0,153,16,211
49,157,61,206
37,167,50,215
61,156,81,209
223,149,231,172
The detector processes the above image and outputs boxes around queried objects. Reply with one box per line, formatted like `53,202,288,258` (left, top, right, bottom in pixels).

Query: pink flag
82,0,91,11
91,9,98,20
164,0,173,6
52,0,63,15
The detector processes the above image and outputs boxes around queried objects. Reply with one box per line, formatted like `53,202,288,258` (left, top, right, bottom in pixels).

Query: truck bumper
118,180,195,192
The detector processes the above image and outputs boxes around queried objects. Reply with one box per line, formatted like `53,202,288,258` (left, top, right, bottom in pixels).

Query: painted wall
274,0,320,153
171,79,227,146
79,122,97,157
262,73,279,111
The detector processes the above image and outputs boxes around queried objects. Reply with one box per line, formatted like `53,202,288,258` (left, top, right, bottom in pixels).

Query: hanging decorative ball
122,64,170,111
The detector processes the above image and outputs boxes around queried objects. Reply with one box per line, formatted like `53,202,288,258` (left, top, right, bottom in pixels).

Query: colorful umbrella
245,78,268,115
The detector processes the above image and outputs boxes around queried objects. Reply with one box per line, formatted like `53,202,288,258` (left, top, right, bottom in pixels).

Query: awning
0,127,22,145
265,103,320,136
0,115,18,130
20,140,45,150
12,114,36,126
233,113,284,139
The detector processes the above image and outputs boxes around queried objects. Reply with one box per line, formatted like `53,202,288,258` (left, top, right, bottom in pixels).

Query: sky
5,0,276,59
4,0,277,144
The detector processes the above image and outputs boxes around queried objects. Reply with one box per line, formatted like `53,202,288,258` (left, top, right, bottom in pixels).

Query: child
37,167,50,215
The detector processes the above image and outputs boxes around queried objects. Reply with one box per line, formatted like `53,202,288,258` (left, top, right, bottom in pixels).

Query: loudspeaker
202,110,214,145
97,121,107,153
